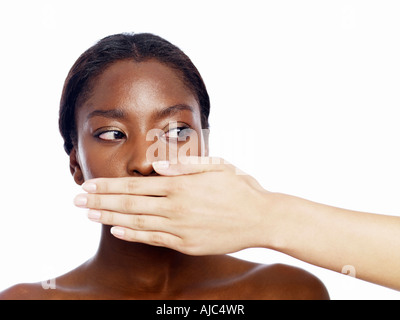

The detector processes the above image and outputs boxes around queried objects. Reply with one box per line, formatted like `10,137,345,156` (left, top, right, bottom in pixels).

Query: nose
126,137,158,177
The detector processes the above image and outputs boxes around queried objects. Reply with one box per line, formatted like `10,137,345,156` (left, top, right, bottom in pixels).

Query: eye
96,130,126,141
163,125,192,141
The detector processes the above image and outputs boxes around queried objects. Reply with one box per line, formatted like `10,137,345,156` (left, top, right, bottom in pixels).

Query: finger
74,193,168,215
110,227,184,251
152,156,231,176
87,209,171,232
82,176,170,196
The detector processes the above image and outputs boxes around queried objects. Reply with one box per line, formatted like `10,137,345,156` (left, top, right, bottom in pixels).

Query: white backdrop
0,0,399,299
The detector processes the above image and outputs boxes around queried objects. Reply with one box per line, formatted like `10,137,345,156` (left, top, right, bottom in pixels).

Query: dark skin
0,60,329,299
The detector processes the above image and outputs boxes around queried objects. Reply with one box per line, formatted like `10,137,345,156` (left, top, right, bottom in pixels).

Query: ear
69,148,84,185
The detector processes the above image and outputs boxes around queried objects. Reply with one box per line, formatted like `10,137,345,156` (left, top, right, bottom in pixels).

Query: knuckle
149,233,164,246
184,245,200,256
122,196,135,212
126,179,137,194
132,215,146,229
159,181,171,196
166,200,187,216
176,240,199,255
97,178,108,193
186,239,208,255
169,177,185,193
103,211,115,225
154,197,169,214
89,194,102,208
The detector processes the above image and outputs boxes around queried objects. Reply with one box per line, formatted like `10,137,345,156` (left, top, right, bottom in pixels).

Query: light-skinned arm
75,157,400,291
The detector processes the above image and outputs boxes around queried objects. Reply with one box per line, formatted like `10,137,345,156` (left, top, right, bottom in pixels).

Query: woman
0,33,328,299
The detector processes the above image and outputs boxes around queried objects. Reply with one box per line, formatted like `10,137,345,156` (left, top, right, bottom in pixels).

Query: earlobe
69,148,84,185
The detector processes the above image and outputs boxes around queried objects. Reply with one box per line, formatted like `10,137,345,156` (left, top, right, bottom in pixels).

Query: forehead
78,59,200,122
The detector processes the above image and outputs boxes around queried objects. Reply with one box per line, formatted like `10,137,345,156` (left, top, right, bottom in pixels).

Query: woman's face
70,59,207,184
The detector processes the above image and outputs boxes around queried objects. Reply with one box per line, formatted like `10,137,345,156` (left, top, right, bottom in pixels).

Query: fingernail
87,210,101,222
82,182,97,193
74,195,88,207
152,160,170,170
111,227,125,238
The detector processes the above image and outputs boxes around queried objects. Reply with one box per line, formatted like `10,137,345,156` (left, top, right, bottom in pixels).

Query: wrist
256,192,301,252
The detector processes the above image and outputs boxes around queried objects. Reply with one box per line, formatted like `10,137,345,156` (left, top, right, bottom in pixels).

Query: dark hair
59,32,210,155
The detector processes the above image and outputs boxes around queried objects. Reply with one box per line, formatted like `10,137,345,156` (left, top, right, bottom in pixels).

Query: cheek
77,138,123,180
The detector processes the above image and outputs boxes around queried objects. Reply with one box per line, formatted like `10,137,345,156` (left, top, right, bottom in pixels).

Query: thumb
152,156,228,176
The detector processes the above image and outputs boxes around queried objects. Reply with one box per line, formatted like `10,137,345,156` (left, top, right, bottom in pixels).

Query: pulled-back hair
59,33,210,155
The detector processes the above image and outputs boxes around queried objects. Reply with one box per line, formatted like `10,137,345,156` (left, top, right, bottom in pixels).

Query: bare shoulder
0,264,89,300
0,282,52,300
247,262,329,300
218,256,329,300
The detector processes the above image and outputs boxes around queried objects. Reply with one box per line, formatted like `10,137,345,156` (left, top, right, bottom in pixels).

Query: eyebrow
152,104,196,120
86,109,126,120
86,104,195,121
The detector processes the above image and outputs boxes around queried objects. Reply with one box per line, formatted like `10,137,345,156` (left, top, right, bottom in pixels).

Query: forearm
80,160,400,291
264,193,400,291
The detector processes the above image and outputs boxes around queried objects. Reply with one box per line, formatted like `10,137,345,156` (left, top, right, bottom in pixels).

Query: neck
89,225,195,295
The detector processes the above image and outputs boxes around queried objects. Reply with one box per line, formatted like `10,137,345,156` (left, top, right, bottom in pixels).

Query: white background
0,0,399,299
